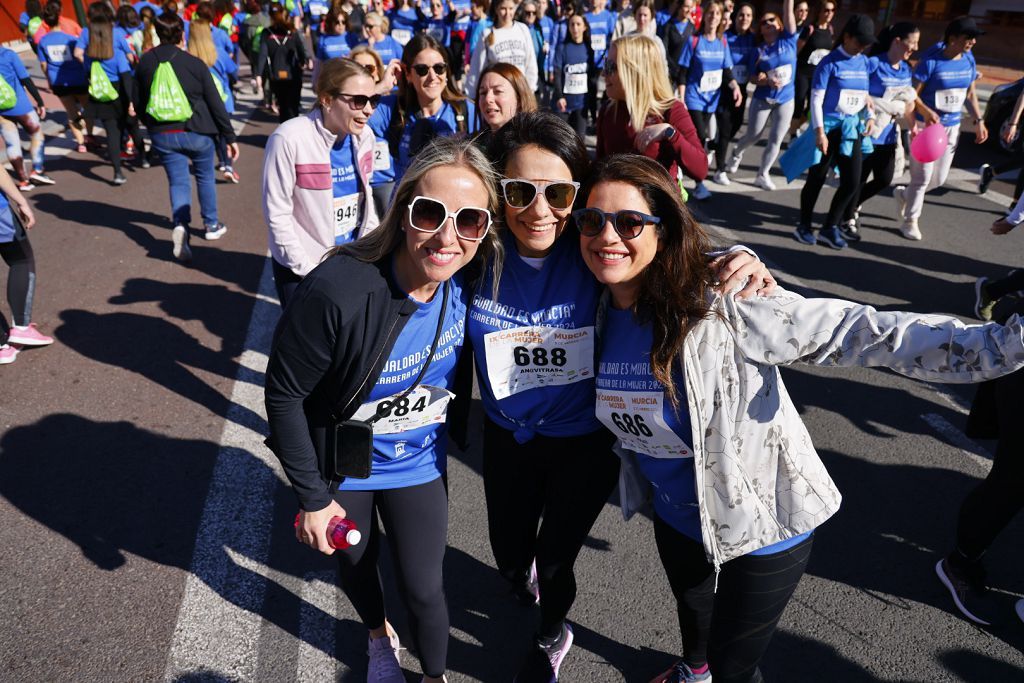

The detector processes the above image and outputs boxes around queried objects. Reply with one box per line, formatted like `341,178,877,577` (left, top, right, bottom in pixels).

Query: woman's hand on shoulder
296,499,348,555
710,250,777,299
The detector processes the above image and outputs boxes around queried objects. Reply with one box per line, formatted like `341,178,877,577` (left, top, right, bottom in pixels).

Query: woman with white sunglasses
471,111,773,682
266,135,503,683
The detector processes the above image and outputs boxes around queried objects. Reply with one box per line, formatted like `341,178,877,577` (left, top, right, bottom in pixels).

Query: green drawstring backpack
0,78,16,110
146,61,194,122
210,69,228,103
88,61,119,102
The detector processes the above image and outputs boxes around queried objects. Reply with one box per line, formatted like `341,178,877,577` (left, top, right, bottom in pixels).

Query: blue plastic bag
779,127,817,183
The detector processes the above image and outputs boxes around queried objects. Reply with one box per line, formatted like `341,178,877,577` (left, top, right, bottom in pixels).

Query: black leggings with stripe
1,237,34,343
654,515,813,683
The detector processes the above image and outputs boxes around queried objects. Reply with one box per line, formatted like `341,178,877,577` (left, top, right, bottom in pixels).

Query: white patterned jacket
607,287,1024,573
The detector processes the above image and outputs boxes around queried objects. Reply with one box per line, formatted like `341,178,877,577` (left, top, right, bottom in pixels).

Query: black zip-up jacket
660,18,693,88
265,253,474,511
134,44,236,141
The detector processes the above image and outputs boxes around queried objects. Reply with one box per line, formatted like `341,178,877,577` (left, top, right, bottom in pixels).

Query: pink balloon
910,123,949,164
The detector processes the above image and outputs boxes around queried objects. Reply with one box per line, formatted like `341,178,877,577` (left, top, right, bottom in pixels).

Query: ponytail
869,20,917,57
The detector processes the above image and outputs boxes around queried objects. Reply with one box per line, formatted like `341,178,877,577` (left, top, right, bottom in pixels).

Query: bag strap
332,279,451,424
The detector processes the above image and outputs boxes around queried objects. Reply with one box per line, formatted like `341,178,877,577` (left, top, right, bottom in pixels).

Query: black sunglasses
572,208,660,239
500,178,580,210
408,196,491,241
411,62,447,77
602,59,617,75
336,92,383,109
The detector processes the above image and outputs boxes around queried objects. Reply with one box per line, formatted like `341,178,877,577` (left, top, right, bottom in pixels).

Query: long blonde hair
187,17,218,67
331,136,505,296
613,34,676,134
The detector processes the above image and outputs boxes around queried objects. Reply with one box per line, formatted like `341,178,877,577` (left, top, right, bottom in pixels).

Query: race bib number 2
372,140,390,171
595,390,692,458
483,325,594,400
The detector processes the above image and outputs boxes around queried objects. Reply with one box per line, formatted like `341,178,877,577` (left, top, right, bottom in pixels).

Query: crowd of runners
2,0,1024,682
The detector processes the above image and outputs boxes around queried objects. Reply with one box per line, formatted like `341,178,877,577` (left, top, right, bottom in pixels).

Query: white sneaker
900,219,922,241
691,182,712,200
713,171,730,186
754,174,776,191
171,225,193,262
725,152,742,174
367,632,403,682
893,186,907,222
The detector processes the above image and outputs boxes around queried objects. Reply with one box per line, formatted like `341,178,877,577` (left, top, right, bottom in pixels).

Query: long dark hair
580,154,715,409
870,20,917,58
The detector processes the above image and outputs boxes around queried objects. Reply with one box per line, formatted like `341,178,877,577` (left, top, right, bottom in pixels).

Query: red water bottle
293,513,362,549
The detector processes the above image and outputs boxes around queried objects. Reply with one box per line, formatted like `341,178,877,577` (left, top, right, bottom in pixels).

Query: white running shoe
691,182,712,200
900,219,922,241
754,174,776,191
725,152,742,174
172,225,193,262
713,171,730,186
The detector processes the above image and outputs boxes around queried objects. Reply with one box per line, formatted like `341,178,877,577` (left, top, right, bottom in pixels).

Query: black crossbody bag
327,282,450,480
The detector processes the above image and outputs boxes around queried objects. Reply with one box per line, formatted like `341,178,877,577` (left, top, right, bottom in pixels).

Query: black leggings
271,79,303,122
793,70,812,119
986,268,1024,301
1,237,34,341
333,477,449,678
654,516,813,683
271,257,302,309
690,110,727,173
800,125,863,230
97,112,144,176
844,143,896,222
955,367,1024,561
482,418,619,639
560,108,587,141
715,89,747,165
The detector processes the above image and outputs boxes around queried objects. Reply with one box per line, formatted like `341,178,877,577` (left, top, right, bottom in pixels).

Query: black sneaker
935,557,1001,626
839,220,862,242
978,164,994,195
513,623,573,682
113,174,127,186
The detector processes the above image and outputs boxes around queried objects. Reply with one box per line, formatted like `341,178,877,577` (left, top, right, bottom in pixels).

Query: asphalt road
0,50,1022,683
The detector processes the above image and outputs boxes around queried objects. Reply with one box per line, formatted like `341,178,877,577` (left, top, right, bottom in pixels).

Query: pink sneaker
7,323,54,346
0,345,18,364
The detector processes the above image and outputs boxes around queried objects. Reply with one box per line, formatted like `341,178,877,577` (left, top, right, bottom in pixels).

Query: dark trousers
845,143,896,221
987,268,1024,301
333,477,450,678
97,111,144,176
654,516,813,683
690,109,727,173
482,418,619,638
271,257,303,309
0,237,34,341
715,88,747,166
800,125,863,230
271,79,303,122
560,108,587,140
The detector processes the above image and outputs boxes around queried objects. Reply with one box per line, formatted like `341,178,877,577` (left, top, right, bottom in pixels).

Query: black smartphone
329,420,374,479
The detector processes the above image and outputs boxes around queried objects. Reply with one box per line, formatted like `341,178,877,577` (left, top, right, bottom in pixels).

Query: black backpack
268,33,300,82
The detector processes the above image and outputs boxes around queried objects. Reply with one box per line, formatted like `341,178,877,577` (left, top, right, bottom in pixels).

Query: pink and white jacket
262,108,380,277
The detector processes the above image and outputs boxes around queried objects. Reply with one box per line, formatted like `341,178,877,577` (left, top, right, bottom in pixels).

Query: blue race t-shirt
340,276,468,491
317,33,352,60
212,53,238,113
812,47,871,118
597,305,812,555
329,135,362,246
86,49,131,87
452,0,472,31
468,16,493,54
868,55,913,145
468,232,602,442
306,0,329,20
37,30,87,88
389,8,421,45
538,15,555,72
725,29,756,88
914,42,977,127
0,190,15,244
133,1,161,13
679,34,733,112
78,25,134,61
367,95,397,185
586,9,615,67
751,28,797,104
555,40,589,112
423,15,454,47
395,99,478,183
0,49,32,116
370,35,403,64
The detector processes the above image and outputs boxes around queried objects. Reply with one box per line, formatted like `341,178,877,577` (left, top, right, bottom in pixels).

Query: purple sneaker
514,623,573,682
650,661,712,682
367,631,403,682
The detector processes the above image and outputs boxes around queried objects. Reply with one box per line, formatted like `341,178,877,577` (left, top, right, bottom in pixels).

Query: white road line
298,571,341,683
163,258,282,681
920,413,993,473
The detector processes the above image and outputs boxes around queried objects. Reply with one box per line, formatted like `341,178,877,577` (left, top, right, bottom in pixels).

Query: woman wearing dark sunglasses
472,112,771,682
266,136,503,683
373,33,477,187
262,58,381,307
577,153,1024,683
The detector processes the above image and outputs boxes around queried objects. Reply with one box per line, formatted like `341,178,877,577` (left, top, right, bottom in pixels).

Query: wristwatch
663,127,677,141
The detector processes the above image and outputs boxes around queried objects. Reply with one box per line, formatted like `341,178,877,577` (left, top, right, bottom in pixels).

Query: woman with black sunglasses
262,58,381,307
266,135,503,683
576,153,1024,683
374,33,478,187
472,111,772,682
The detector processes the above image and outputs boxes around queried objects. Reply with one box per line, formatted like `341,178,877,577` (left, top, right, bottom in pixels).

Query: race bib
699,68,723,92
882,85,907,101
591,33,607,52
483,325,594,401
427,26,445,43
732,63,748,85
333,193,360,241
308,0,328,15
564,71,587,95
596,390,692,458
935,87,966,114
836,88,867,115
392,28,413,45
45,44,68,63
807,48,829,66
350,385,454,435
768,63,792,88
373,140,390,171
